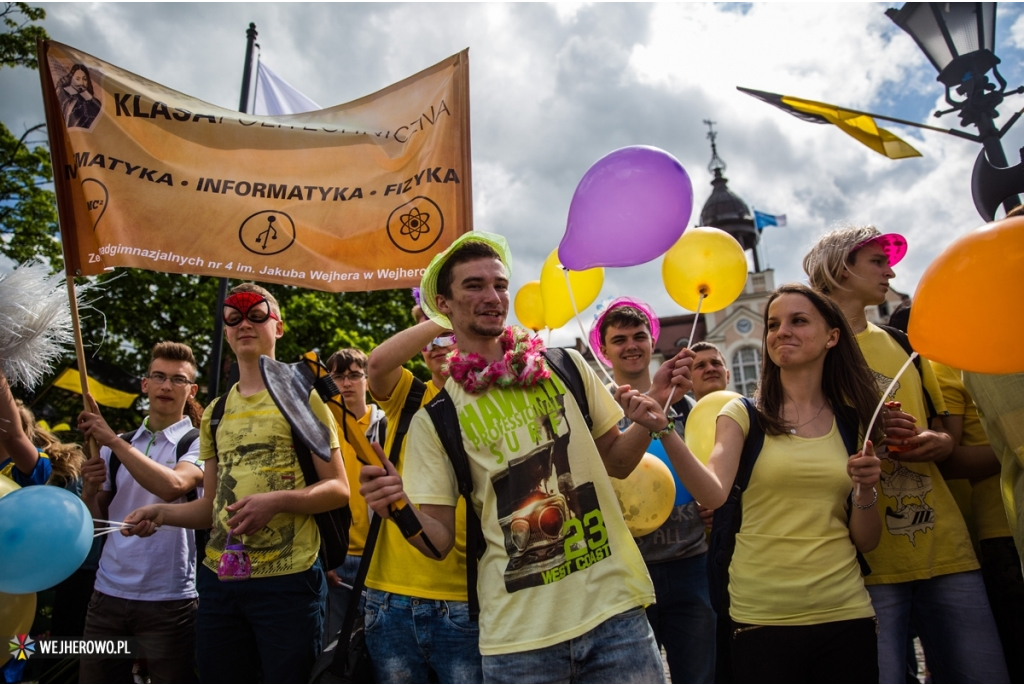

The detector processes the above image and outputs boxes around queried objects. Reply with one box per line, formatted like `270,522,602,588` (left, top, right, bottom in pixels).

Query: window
877,301,890,318
731,347,761,397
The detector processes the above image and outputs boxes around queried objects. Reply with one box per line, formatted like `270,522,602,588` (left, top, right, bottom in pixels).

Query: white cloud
3,2,1018,339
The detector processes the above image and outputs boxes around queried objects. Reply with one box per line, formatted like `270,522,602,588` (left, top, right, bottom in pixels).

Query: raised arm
367,313,444,400
79,394,203,502
0,367,41,476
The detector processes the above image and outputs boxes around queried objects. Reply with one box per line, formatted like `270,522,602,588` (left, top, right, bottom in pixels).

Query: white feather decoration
0,262,81,390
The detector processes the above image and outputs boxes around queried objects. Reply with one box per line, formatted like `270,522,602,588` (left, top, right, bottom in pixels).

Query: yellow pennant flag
738,87,921,160
39,40,473,291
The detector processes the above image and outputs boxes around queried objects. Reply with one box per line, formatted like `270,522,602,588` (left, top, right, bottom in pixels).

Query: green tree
0,4,60,270
0,2,46,69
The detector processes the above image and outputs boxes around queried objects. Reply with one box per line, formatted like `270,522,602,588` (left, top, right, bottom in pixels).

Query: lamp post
886,2,1022,217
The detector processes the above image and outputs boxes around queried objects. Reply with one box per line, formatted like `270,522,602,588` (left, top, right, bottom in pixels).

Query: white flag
253,60,321,115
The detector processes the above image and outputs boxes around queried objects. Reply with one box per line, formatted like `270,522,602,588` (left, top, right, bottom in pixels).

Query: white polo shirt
93,417,203,601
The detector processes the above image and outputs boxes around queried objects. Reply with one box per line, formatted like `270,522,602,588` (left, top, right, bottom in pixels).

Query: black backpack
423,347,591,621
706,397,870,618
209,389,352,570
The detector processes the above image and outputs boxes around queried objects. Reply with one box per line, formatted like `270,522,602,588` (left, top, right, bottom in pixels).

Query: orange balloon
909,217,1024,374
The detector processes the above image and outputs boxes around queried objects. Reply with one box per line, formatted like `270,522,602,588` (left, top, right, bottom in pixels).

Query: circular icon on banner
81,178,108,232
386,196,444,253
239,210,296,256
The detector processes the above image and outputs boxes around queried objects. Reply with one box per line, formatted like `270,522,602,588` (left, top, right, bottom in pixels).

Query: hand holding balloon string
858,352,918,496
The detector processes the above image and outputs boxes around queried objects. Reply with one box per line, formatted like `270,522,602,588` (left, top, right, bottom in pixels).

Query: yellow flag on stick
739,87,921,160
38,40,473,291
51,358,141,409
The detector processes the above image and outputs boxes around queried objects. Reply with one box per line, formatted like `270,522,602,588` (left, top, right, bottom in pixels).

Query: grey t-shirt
616,396,707,564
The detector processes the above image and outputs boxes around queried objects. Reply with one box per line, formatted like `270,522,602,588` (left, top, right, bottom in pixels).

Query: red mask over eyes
223,292,279,326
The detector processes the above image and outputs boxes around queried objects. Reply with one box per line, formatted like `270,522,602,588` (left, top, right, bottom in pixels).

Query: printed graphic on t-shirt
873,369,935,546
458,379,612,593
211,432,299,573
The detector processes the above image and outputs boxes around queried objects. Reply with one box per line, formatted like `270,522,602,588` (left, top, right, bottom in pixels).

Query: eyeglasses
423,334,456,352
331,372,366,383
147,372,195,387
222,300,280,327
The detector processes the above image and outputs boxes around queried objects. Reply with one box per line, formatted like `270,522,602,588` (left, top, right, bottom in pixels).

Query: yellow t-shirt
365,368,470,601
199,386,340,578
855,323,978,584
719,399,875,625
933,363,1012,542
961,372,1024,557
404,350,654,656
343,409,374,556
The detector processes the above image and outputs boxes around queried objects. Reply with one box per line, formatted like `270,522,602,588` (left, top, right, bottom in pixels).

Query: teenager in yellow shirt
805,226,1008,683
654,283,883,681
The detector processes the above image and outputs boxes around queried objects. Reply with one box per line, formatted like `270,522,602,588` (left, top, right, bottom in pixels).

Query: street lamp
886,2,1022,217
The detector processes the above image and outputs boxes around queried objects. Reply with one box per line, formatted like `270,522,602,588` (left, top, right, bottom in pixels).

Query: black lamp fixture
887,3,1024,219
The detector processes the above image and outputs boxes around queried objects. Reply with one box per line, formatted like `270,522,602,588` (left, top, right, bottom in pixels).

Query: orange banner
39,40,472,291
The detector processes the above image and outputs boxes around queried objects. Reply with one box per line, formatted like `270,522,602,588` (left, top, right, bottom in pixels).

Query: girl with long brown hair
656,283,884,682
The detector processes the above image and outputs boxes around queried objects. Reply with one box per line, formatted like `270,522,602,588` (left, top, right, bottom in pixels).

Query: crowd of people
1,224,1022,684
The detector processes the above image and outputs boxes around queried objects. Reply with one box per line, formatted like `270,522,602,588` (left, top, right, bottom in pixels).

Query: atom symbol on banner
399,208,431,241
386,196,444,253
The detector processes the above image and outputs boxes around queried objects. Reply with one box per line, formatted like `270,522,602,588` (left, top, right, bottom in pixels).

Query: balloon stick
562,267,617,388
660,290,707,415
857,351,918,497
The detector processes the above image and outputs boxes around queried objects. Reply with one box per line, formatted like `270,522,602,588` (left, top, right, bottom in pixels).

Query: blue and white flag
754,210,786,232
253,60,321,116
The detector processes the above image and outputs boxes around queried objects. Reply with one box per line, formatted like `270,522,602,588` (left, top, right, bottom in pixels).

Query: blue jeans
195,561,327,684
867,570,1009,683
646,553,716,684
323,554,362,649
480,606,665,684
364,589,482,683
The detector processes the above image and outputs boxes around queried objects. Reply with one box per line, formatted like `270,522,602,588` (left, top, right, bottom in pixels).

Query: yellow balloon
662,226,748,313
0,591,36,637
910,217,1024,374
684,390,743,464
0,474,20,499
540,249,604,329
610,453,676,537
514,280,546,332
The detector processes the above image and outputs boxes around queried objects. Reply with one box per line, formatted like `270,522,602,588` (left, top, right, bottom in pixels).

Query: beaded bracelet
853,486,878,509
649,423,674,440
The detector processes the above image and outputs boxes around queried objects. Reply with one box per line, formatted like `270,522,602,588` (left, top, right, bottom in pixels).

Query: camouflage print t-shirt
198,386,340,578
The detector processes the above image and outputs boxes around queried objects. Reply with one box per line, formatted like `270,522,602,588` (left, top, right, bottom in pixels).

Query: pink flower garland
444,326,551,394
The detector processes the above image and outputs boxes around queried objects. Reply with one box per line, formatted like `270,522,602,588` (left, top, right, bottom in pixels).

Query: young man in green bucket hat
360,231,691,682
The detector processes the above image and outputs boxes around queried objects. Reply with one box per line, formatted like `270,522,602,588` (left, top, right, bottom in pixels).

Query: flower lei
444,326,551,394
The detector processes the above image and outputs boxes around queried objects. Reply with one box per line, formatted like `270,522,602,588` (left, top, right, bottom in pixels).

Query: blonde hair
16,401,84,483
229,283,281,318
803,224,882,295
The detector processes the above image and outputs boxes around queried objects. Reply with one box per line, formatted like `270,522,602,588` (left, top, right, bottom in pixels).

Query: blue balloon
647,438,693,506
0,485,92,594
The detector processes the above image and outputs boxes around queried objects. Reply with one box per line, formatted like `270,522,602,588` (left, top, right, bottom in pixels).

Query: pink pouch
217,532,251,581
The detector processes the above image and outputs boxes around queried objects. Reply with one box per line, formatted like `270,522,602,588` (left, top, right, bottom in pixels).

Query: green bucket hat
419,231,513,329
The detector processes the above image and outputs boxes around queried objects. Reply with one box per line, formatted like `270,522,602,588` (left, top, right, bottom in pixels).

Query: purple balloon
559,146,693,270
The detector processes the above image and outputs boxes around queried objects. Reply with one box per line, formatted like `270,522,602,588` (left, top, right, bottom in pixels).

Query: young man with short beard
361,233,691,683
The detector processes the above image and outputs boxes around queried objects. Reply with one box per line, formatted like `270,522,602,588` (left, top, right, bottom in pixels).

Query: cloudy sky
4,2,1023,342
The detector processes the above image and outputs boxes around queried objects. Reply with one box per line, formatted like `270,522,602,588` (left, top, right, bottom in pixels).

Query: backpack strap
390,378,427,466
541,347,592,431
424,389,485,621
834,405,872,577
878,324,942,423
208,392,230,456
107,431,136,501
707,397,765,617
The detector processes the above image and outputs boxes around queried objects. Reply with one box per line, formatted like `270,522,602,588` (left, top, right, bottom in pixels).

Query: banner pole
209,22,258,400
